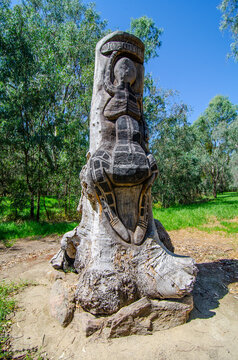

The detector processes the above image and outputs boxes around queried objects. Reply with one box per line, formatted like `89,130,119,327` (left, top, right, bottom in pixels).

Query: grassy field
0,196,79,246
153,192,238,234
0,192,237,245
0,196,78,222
0,221,78,246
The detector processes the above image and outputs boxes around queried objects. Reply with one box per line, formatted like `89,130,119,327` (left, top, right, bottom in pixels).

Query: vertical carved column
51,32,197,317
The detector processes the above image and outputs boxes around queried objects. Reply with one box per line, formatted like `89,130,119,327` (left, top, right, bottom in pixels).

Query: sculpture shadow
189,259,238,320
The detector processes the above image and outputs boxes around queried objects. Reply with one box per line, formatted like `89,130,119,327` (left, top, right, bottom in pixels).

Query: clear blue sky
11,0,238,123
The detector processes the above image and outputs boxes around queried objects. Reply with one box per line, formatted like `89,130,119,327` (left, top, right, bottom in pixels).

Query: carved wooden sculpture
51,32,197,317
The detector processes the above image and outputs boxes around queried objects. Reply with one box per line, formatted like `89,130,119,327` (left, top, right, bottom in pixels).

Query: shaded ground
0,228,237,359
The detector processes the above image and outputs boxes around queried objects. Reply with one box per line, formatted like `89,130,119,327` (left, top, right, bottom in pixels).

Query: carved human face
114,57,137,85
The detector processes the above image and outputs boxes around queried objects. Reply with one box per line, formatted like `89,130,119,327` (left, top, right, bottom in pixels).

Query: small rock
49,279,75,327
50,249,64,270
76,312,104,337
108,297,152,337
150,296,193,331
46,269,65,282
106,296,193,338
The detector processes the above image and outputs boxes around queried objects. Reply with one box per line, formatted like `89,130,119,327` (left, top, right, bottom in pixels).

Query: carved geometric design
89,34,158,244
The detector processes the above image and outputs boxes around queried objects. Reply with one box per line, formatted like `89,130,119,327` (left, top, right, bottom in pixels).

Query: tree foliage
219,0,238,61
149,90,203,207
0,0,106,220
129,16,163,63
193,95,238,197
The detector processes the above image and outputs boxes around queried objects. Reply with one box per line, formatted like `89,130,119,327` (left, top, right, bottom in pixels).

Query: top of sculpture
99,31,145,63
89,31,145,154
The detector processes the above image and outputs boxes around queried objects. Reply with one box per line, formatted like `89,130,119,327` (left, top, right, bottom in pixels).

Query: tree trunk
64,181,68,217
211,165,218,199
68,187,71,216
36,191,40,222
30,193,34,219
213,181,217,198
44,196,50,220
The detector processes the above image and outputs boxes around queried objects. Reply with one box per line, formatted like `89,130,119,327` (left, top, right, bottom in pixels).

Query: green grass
0,196,78,222
1,192,237,244
0,195,79,245
0,281,28,358
0,221,78,245
201,221,238,234
153,192,238,233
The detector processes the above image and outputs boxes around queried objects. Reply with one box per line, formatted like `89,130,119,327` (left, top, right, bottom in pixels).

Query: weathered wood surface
51,31,197,322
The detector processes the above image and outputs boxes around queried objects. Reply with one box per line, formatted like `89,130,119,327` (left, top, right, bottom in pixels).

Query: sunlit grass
0,195,79,245
200,220,238,234
153,192,238,233
0,221,78,245
0,196,78,222
0,192,237,243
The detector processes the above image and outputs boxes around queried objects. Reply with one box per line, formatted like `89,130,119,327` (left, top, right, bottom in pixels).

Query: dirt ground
0,229,237,360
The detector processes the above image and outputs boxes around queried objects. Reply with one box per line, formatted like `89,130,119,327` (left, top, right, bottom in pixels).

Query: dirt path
170,228,238,262
0,235,59,278
0,229,237,360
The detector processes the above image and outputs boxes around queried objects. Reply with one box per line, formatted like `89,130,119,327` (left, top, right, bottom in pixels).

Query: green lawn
0,192,237,245
0,196,78,222
0,221,78,246
0,196,79,246
153,192,238,234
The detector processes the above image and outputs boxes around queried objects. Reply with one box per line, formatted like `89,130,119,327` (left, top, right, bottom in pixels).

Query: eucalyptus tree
129,16,163,63
193,95,238,197
149,91,203,207
0,0,106,219
219,0,238,61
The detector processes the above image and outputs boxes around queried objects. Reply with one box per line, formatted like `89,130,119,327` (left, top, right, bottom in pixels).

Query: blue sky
11,0,238,123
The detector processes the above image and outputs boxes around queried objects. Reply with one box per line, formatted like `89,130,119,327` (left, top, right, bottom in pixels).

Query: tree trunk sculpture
51,31,197,316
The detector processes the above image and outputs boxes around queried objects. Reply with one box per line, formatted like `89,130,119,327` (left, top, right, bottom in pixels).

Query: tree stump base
49,270,193,338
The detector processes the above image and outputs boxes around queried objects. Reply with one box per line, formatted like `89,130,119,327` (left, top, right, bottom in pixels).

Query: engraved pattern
90,38,158,245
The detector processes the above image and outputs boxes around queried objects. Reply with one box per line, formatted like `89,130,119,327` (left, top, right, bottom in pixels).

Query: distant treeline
0,0,237,221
